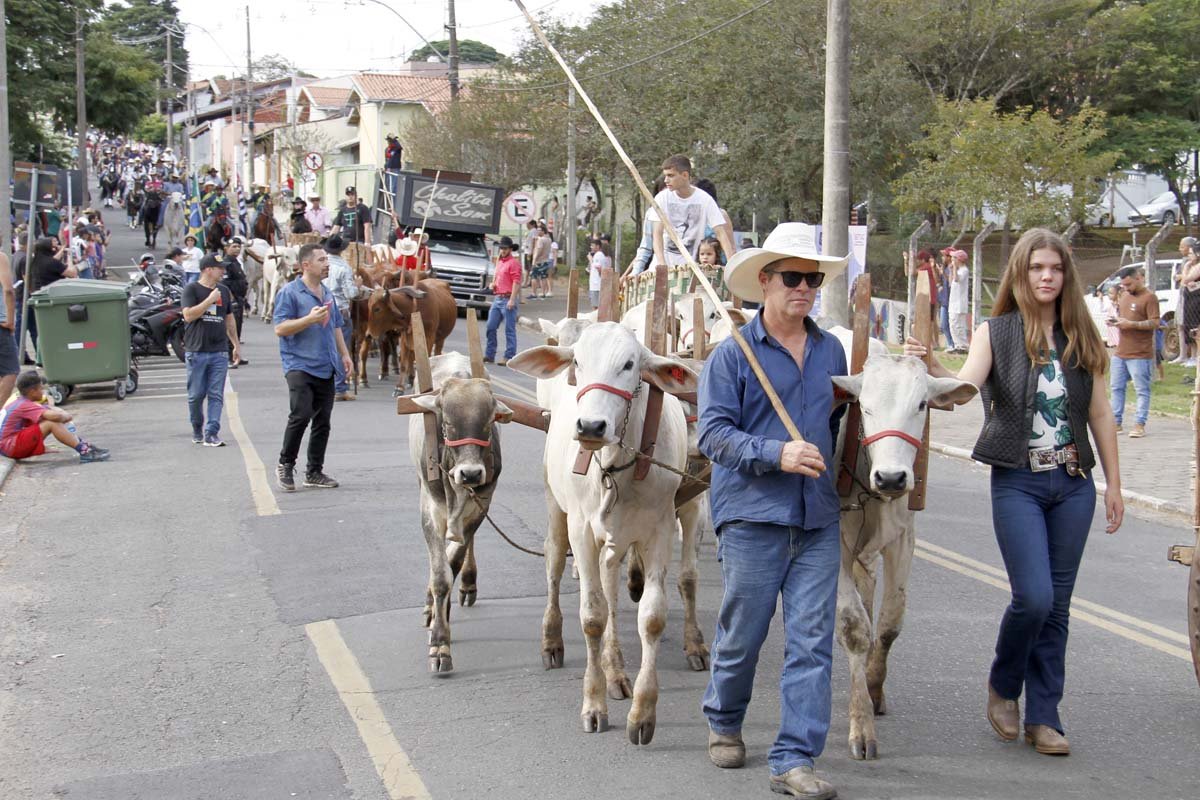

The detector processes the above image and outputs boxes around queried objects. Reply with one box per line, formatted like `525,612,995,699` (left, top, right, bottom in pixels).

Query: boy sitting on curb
0,372,111,463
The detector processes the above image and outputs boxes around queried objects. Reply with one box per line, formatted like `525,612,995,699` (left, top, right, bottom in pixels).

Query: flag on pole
186,174,204,237
235,175,248,237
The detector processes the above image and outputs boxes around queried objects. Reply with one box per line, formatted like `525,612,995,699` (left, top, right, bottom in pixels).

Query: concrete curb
0,456,14,493
929,441,1191,520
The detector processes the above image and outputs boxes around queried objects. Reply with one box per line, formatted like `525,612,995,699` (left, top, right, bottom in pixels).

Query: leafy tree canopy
409,39,504,65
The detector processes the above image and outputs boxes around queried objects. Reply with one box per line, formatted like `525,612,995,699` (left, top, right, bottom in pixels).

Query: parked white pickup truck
1085,258,1185,358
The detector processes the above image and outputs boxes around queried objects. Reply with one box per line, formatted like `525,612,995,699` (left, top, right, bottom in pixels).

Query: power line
455,0,564,30
473,0,779,92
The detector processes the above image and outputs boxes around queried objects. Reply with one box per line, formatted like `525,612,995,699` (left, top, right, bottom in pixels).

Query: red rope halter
576,383,634,403
444,437,490,448
860,429,923,450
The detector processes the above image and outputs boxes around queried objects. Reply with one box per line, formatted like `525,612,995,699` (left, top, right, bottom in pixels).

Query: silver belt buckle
1029,447,1057,472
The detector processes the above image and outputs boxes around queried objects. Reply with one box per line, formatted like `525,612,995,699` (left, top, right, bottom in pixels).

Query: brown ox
352,267,428,388
363,279,456,391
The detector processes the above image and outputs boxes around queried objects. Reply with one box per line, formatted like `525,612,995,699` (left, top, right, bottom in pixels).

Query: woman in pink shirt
485,236,522,365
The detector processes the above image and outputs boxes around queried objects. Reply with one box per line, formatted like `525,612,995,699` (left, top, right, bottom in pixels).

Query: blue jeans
78,267,94,280
186,350,229,436
485,296,518,360
702,520,840,775
989,465,1095,732
334,313,353,393
1109,355,1151,426
185,272,201,285
939,304,955,349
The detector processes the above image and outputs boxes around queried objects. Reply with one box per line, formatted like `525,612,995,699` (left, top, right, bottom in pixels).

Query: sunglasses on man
765,269,825,289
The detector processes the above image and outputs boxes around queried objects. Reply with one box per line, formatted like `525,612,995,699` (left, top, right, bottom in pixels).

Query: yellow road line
913,546,1192,662
306,620,432,800
223,379,281,517
488,373,539,403
915,539,1190,645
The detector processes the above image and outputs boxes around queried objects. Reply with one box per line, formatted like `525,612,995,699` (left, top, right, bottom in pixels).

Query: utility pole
165,26,173,152
245,5,255,187
446,0,460,101
566,86,576,272
819,0,851,327
75,5,89,203
0,0,12,251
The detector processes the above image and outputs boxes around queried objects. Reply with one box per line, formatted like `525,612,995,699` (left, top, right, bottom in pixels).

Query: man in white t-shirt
587,238,611,309
948,249,971,352
651,154,737,268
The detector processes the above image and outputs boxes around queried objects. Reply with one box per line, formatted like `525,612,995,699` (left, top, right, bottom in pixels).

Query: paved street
0,218,1197,799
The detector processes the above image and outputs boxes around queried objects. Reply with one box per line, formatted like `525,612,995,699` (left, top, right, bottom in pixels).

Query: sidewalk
928,401,1194,518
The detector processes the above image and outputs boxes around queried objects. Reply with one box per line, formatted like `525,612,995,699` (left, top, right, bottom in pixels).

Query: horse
126,189,144,230
141,190,163,248
163,192,187,250
252,196,281,245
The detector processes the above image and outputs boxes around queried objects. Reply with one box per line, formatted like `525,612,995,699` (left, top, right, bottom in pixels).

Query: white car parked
1085,258,1185,358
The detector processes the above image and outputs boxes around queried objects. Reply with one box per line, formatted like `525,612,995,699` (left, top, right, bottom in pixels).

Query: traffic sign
504,191,536,225
303,152,324,172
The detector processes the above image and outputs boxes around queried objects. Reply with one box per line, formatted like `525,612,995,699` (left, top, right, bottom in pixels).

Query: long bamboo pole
509,0,806,443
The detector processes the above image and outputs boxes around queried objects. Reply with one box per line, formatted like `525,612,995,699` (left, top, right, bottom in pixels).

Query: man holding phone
182,254,240,446
272,244,355,491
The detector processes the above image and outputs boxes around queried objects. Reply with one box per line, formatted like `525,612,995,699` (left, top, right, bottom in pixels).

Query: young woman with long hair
905,227,1124,756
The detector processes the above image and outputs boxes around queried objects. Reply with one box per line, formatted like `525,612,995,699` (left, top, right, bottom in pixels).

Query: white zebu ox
407,352,512,674
245,239,299,321
509,322,700,744
826,326,977,760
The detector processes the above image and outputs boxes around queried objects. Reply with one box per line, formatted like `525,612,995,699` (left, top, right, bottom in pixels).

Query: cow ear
538,318,561,338
412,393,439,413
507,345,573,379
493,400,514,424
399,286,426,299
640,353,699,394
926,376,978,408
830,374,864,408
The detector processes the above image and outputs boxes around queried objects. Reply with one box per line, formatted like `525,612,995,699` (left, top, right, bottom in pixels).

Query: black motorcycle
128,270,185,361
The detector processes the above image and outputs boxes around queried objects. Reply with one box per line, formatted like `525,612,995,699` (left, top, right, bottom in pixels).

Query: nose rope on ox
575,382,641,515
859,429,924,450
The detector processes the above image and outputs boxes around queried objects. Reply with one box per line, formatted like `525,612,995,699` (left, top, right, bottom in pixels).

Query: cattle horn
399,286,427,299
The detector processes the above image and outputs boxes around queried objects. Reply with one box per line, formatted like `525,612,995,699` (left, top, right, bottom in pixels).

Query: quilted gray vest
971,311,1096,471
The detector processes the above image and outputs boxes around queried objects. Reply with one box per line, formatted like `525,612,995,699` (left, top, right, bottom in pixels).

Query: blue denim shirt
698,313,847,532
273,278,345,379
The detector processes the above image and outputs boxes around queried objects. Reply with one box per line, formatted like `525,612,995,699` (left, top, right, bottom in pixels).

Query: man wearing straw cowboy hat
698,222,849,800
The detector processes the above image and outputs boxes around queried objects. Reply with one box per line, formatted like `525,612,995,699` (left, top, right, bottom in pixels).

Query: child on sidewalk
0,372,111,463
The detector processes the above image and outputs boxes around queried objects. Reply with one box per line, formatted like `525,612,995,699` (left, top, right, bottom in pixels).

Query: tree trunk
1001,218,1012,266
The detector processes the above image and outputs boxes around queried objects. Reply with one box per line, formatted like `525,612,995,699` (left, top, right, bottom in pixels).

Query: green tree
71,33,159,134
893,99,1117,234
409,39,503,64
97,0,189,94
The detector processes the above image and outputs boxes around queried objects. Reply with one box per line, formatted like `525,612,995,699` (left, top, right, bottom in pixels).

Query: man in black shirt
219,238,251,369
181,254,240,446
330,186,373,244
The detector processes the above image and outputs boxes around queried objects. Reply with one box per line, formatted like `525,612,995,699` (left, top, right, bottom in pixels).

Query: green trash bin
30,279,133,403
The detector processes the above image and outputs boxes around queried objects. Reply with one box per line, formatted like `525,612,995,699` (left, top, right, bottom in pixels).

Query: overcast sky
175,0,607,80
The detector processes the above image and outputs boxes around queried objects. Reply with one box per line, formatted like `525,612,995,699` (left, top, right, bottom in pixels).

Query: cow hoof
627,717,656,746
459,587,477,607
541,646,564,670
582,711,609,733
429,654,454,674
606,676,633,700
849,737,878,761
686,653,709,672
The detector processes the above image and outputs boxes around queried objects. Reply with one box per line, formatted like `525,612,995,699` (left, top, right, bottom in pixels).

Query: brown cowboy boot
769,766,837,799
987,682,1019,741
707,729,745,769
1025,724,1070,755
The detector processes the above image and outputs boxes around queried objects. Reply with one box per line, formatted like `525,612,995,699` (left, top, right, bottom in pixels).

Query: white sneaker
1186,360,1197,368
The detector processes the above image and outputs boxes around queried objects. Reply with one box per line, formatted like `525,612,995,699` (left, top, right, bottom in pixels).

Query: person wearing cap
320,235,364,401
182,254,240,446
305,193,332,236
330,186,372,244
697,223,848,799
910,249,944,349
205,208,233,255
485,236,522,365
948,249,972,353
165,246,188,282
182,234,204,284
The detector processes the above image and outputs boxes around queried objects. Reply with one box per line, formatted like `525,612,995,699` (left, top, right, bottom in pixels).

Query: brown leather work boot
1025,724,1070,755
987,682,1019,741
769,766,837,799
707,729,745,769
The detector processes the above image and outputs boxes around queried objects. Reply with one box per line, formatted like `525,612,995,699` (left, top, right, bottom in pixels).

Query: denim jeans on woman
186,350,229,437
1109,355,1151,426
989,464,1095,733
702,520,840,776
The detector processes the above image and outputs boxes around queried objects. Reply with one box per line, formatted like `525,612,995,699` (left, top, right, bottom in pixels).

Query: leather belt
1028,443,1081,475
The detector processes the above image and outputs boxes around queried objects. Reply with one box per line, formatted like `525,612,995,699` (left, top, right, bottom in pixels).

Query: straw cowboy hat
397,238,420,257
724,222,849,303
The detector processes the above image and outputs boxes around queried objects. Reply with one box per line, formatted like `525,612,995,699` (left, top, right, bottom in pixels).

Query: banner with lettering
393,173,504,235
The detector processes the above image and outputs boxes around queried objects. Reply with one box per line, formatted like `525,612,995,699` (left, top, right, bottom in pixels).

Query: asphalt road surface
0,214,1196,799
